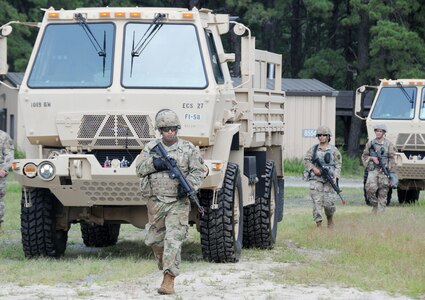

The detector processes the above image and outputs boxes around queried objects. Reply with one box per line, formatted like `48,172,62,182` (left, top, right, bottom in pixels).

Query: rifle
370,145,391,179
152,142,205,215
313,157,346,205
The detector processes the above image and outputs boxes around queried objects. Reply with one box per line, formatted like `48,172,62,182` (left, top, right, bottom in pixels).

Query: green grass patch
1,181,424,298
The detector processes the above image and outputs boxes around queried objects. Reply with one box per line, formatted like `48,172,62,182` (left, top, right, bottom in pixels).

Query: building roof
231,77,338,97
336,90,373,116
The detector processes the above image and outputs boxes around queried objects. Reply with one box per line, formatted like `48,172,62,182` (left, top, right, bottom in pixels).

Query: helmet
316,126,331,136
155,109,181,130
374,123,387,132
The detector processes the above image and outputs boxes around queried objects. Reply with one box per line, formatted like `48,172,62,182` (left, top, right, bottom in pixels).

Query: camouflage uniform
136,138,204,277
0,130,14,224
304,144,342,223
362,138,396,213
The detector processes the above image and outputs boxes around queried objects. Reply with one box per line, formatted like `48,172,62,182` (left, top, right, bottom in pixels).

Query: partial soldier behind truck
136,109,205,295
362,123,396,214
304,126,342,229
0,130,14,233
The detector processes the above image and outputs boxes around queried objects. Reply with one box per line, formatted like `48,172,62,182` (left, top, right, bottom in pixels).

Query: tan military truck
355,79,425,204
1,7,285,261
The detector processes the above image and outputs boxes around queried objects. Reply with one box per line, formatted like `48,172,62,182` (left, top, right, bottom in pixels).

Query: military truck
355,79,425,204
1,6,285,261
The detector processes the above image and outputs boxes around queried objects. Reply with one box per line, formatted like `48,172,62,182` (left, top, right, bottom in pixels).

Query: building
0,72,21,140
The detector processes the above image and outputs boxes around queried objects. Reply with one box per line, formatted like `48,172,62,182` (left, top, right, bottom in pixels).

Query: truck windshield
122,23,207,88
28,23,114,88
371,86,416,120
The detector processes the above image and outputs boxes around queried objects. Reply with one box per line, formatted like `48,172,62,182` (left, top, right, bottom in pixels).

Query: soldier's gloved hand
152,157,168,171
177,185,186,198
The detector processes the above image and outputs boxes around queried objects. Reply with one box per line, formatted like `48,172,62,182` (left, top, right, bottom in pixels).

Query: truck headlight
38,162,56,181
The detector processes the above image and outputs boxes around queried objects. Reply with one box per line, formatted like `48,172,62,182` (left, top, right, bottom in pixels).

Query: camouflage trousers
0,178,6,223
145,197,190,277
309,180,336,222
365,170,389,213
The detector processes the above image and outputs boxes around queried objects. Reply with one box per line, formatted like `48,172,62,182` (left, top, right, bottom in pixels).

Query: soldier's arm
361,141,372,167
135,144,156,178
334,147,342,179
186,145,205,191
0,133,14,172
304,147,315,172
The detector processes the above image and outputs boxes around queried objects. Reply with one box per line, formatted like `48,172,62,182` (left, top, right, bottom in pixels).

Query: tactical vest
368,139,390,170
312,144,337,179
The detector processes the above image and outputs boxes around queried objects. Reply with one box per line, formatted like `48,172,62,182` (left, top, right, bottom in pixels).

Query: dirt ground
1,258,413,299
0,178,414,299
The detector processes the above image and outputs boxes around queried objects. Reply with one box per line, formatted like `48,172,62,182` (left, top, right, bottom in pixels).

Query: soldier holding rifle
136,109,205,295
304,126,342,229
362,124,396,214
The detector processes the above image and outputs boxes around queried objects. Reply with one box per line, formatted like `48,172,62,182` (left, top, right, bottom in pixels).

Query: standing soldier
136,109,205,295
304,126,342,228
0,129,14,233
362,124,396,214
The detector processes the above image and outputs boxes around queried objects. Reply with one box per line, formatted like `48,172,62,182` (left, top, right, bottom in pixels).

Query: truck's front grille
80,181,142,203
396,133,425,151
77,114,155,148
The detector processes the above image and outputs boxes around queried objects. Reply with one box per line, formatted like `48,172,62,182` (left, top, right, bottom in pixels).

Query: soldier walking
304,126,342,229
362,124,396,214
136,109,205,295
0,129,14,233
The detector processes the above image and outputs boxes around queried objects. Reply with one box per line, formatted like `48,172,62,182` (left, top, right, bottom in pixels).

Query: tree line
2,0,425,155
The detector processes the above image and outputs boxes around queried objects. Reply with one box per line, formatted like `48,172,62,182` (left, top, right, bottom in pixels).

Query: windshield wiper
75,13,107,75
130,13,165,77
396,82,415,108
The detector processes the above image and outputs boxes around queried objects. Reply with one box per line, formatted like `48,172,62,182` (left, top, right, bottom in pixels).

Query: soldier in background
0,130,14,233
304,126,342,229
362,123,396,214
136,109,205,295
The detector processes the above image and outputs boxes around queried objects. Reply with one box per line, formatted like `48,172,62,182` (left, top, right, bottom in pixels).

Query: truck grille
77,114,155,148
396,133,425,151
80,180,142,203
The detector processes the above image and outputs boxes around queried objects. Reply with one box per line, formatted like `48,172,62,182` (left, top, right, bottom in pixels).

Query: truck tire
243,160,278,249
80,223,121,247
363,169,392,206
200,162,243,263
397,188,420,204
21,188,68,258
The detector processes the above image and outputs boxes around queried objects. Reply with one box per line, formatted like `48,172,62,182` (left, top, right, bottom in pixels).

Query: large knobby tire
80,223,121,247
200,162,243,263
243,160,279,249
397,188,420,204
21,188,68,258
363,169,392,206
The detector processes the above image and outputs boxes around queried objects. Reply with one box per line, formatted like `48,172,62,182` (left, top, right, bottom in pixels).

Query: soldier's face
161,127,178,144
317,134,329,143
374,129,385,139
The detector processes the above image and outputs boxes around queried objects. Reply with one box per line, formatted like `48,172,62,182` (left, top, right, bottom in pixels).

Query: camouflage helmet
316,126,331,136
374,123,387,132
155,109,181,130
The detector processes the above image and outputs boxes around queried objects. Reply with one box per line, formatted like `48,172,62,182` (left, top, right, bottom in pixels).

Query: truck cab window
122,23,207,89
205,30,224,84
28,23,114,88
371,86,416,120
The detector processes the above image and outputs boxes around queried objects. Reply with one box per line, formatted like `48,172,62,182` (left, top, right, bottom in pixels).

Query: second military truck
3,6,285,261
355,79,425,204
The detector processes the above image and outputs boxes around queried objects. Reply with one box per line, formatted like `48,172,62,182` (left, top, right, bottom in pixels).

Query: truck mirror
354,85,366,120
233,23,246,36
1,25,13,37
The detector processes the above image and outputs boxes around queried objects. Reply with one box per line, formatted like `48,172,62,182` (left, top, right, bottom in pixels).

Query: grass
1,180,425,298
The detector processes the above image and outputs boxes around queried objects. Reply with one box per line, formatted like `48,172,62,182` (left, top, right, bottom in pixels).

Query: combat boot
327,216,334,229
151,246,164,270
158,272,175,295
316,221,322,228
